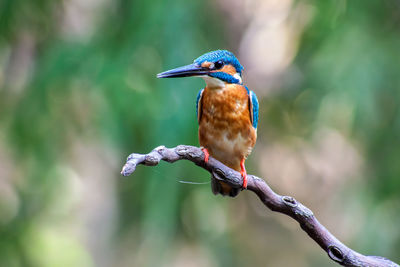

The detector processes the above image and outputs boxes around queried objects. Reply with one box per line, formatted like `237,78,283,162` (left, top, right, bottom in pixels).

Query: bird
157,50,259,197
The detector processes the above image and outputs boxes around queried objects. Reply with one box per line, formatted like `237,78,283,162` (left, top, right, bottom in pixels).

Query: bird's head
157,50,243,88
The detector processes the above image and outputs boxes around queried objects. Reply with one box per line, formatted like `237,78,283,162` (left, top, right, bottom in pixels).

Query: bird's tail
211,178,240,197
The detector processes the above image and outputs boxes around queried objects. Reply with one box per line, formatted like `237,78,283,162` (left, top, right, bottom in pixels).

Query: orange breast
198,84,257,171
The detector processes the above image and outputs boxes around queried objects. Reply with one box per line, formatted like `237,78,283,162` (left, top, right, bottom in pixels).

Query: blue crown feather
194,50,243,74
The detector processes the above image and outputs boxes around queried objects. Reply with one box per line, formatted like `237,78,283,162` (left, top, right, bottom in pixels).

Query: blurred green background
0,0,399,266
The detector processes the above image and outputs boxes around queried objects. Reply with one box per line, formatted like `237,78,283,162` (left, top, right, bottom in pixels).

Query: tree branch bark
121,145,399,267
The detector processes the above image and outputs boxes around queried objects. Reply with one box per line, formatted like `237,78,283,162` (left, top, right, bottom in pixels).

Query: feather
196,88,204,123
249,90,259,129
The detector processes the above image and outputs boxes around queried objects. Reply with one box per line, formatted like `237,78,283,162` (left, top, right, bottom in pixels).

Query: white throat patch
202,76,226,89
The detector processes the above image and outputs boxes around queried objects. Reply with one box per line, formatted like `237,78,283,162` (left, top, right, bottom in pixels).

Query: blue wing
196,89,204,124
249,90,259,129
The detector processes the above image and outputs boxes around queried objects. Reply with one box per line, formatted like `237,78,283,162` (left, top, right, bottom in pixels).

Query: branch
121,145,399,267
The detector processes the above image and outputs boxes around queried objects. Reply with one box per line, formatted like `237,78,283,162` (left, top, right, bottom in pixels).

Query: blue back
196,89,204,122
249,90,259,129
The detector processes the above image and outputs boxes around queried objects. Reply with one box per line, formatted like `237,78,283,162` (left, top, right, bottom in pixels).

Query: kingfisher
157,50,259,197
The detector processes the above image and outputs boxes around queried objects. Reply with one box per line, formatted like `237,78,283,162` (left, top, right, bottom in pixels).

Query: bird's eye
214,60,224,69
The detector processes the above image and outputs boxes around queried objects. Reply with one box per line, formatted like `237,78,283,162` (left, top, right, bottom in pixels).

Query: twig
121,145,399,267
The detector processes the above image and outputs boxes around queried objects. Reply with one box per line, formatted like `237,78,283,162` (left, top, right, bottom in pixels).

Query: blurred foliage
0,0,399,266
298,0,400,198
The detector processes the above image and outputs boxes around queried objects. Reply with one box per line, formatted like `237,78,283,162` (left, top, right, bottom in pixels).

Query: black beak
157,63,209,78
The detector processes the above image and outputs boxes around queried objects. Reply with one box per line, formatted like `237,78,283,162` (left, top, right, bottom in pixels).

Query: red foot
201,148,209,163
240,158,247,189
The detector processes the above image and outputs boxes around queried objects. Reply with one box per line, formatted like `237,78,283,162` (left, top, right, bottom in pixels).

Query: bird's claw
240,158,247,189
240,169,247,189
201,148,209,164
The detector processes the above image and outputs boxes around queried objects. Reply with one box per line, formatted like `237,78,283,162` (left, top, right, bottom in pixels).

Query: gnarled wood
121,145,399,267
